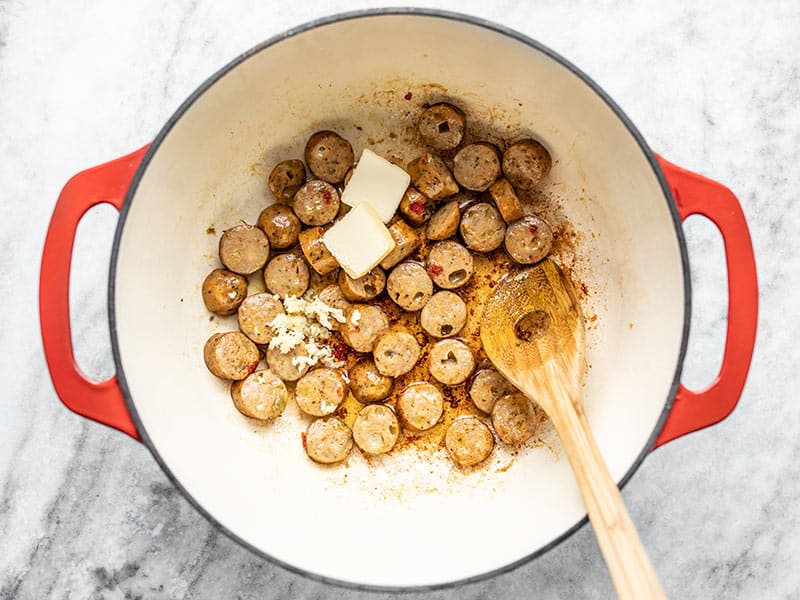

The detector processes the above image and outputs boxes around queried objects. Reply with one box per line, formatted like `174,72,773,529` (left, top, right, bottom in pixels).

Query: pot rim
108,7,691,592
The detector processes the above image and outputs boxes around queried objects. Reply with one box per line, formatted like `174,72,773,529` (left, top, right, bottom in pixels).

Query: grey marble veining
1,0,798,598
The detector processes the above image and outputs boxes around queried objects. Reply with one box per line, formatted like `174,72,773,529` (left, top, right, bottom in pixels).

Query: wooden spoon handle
550,400,667,600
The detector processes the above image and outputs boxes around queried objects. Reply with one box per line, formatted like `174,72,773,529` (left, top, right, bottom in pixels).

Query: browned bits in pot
397,382,444,432
292,180,341,226
299,227,339,275
398,186,434,226
203,332,260,380
428,339,475,386
491,392,540,446
219,224,270,275
372,328,421,377
386,262,433,312
418,103,466,151
202,268,247,315
420,291,467,338
407,152,459,200
266,342,310,381
427,240,474,289
349,359,393,403
338,267,386,302
488,178,524,223
502,139,552,191
379,220,423,270
268,159,306,202
263,252,309,298
230,369,288,420
237,292,285,344
304,131,355,184
257,204,301,249
426,200,461,240
352,404,400,455
445,416,495,467
453,142,502,192
342,304,390,353
504,215,554,264
295,367,349,417
305,417,353,464
469,368,516,413
459,202,506,253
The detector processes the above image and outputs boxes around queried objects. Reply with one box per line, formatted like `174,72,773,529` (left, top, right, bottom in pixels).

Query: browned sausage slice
469,368,516,413
292,180,340,226
349,359,393,403
202,268,248,316
237,292,285,344
372,329,421,376
352,404,400,455
219,224,270,275
304,131,355,184
397,383,444,432
428,339,475,386
266,342,310,381
317,284,351,329
263,252,310,298
268,159,306,202
491,392,541,445
204,332,260,380
379,220,423,270
425,200,460,241
453,142,502,192
342,304,389,353
502,139,552,191
298,226,339,275
504,215,554,264
398,187,434,226
257,204,301,249
338,267,386,302
418,103,466,151
445,416,494,467
460,202,506,253
487,178,524,223
420,291,467,338
295,368,349,416
230,369,288,420
386,262,433,312
407,152,459,200
427,241,474,289
305,417,353,464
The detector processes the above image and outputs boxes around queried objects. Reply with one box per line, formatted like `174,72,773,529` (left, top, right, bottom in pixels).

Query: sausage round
317,284,351,329
268,159,306,202
420,291,467,338
488,178,524,223
418,103,466,151
257,204,301,250
263,252,310,298
266,342,310,382
305,417,353,464
502,139,552,191
504,215,554,264
386,262,433,312
459,202,506,253
491,392,541,446
292,180,340,226
342,304,389,353
453,143,502,192
304,131,354,184
298,226,339,275
230,369,288,420
407,152,459,200
349,359,393,403
398,187,434,226
427,241,474,289
428,339,475,386
425,200,460,241
445,416,495,467
219,224,270,275
237,292,285,344
372,329,421,376
397,383,444,432
338,267,386,302
469,368,516,413
295,368,349,417
203,332,260,380
352,404,400,455
202,268,248,316
380,219,423,270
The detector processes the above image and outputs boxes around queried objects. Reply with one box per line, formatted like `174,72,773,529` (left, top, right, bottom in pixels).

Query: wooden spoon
481,259,666,600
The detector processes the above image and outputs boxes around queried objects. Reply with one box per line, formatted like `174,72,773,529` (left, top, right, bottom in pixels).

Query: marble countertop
1,0,797,598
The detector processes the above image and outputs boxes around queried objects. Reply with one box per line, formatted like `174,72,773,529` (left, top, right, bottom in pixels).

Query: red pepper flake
246,360,259,375
301,431,307,449
428,263,443,277
404,91,413,100
527,224,539,235
409,200,427,215
322,189,333,204
332,341,349,362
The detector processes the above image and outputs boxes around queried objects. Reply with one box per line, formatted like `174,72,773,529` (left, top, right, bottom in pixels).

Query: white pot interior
113,13,686,588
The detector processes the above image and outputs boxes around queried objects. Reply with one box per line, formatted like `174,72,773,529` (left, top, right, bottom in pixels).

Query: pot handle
653,157,758,447
39,146,149,440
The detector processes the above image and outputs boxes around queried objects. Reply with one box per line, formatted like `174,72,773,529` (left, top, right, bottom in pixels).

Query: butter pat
341,149,411,223
323,203,396,278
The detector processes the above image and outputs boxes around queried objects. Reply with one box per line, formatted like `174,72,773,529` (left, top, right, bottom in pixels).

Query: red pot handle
39,146,149,440
653,157,758,447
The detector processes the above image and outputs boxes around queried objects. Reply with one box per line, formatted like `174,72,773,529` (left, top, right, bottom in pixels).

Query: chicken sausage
295,368,349,417
502,139,552,191
230,369,288,420
427,241,474,289
425,200,460,241
491,392,541,446
349,359,393,403
338,267,386,302
418,103,466,151
379,219,423,270
219,224,270,275
504,215,554,264
459,202,506,253
397,382,444,432
386,262,433,312
407,152,459,200
304,131,354,184
237,292,285,344
292,180,340,226
298,226,339,275
445,416,494,467
266,342,310,382
428,339,475,386
398,187,434,226
263,252,310,298
420,291,467,338
268,159,306,202
202,268,248,316
372,329,421,377
203,332,260,380
487,178,524,223
469,368,516,413
257,203,301,249
304,417,353,464
453,142,502,192
352,404,400,455
342,304,389,353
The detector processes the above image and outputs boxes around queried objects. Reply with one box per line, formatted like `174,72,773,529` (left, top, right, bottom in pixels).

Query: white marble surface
1,0,797,598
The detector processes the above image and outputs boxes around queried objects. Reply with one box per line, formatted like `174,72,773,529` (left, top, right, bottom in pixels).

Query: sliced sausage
257,204,301,249
487,178,524,223
502,139,552,191
427,241,474,289
469,368,516,413
204,332,260,380
420,291,467,338
407,152,459,200
263,252,310,298
428,339,475,386
386,262,433,312
317,284,351,329
342,304,389,353
491,392,541,446
305,417,353,464
418,103,466,151
338,267,385,302
266,342,310,382
304,131,355,184
292,180,340,226
237,292,285,344
230,369,288,420
504,215,554,264
372,329,421,376
352,404,400,455
398,186,434,226
268,159,305,202
298,227,339,275
459,202,506,253
453,142,502,192
445,416,494,467
397,383,444,432
202,268,247,316
219,224,270,275
349,359,393,403
425,200,460,240
379,220,422,270
295,368,349,417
